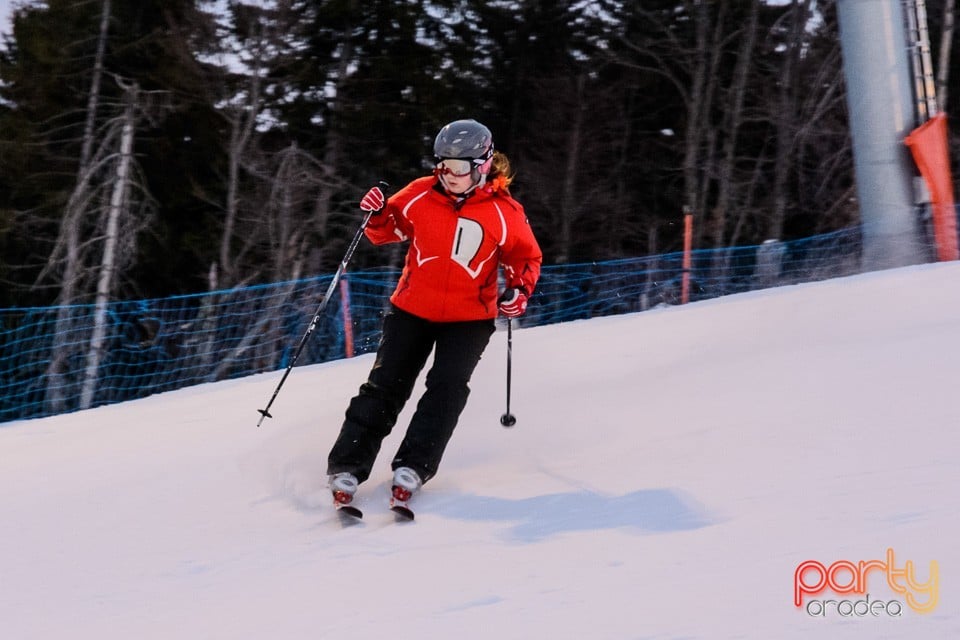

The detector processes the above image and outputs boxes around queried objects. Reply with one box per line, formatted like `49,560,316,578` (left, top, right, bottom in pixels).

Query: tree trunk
44,0,113,412
711,0,760,250
686,2,726,248
80,87,136,410
682,2,711,234
219,31,264,288
80,0,111,174
768,0,814,242
557,74,586,264
311,26,354,276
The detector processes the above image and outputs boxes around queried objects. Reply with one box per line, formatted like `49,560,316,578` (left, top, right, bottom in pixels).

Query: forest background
1,0,958,310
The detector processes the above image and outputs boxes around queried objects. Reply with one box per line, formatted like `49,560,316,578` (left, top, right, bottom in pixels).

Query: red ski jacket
365,176,543,322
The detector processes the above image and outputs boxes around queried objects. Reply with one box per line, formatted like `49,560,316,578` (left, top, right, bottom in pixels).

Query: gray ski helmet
433,119,493,160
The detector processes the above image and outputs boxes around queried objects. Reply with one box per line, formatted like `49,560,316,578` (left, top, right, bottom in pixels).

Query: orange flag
905,113,960,261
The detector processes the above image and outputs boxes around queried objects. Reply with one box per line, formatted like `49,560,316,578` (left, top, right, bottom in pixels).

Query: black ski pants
327,305,495,485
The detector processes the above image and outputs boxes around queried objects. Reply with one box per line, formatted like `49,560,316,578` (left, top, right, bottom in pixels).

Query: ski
335,503,363,520
334,497,412,521
336,504,363,526
330,480,416,522
390,497,415,521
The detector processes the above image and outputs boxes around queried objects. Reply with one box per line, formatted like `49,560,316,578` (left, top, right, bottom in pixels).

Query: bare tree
214,22,267,289
557,74,587,263
79,0,111,175
80,80,137,409
613,3,730,247
709,0,761,250
35,75,158,411
595,1,855,254
42,0,113,412
768,0,815,242
765,2,853,239
205,0,347,288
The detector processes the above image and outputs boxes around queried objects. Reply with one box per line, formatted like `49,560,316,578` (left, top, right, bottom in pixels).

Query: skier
327,119,542,516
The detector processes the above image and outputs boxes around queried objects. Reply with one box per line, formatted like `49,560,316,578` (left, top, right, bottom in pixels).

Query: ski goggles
434,158,476,178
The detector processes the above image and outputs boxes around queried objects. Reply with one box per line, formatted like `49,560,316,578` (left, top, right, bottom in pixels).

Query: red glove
359,186,385,213
498,288,528,318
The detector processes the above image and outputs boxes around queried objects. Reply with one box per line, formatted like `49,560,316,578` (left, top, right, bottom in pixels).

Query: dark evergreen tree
0,0,224,306
0,0,897,305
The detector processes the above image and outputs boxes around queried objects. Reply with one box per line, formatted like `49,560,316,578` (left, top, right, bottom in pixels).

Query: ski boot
390,467,421,520
330,472,362,518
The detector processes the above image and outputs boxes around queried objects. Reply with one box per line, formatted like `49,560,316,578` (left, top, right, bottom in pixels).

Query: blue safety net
0,226,919,423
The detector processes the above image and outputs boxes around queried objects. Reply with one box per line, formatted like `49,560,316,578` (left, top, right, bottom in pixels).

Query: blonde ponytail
487,150,515,193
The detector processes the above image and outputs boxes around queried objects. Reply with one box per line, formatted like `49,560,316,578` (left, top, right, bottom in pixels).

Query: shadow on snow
428,488,714,542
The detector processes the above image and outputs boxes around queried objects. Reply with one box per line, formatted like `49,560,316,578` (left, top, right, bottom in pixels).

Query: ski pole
256,185,385,426
500,318,517,427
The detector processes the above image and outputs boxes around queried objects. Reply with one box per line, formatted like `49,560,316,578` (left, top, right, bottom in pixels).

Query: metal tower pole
837,0,926,269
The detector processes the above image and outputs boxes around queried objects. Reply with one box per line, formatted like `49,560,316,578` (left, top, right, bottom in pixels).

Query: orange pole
681,207,693,304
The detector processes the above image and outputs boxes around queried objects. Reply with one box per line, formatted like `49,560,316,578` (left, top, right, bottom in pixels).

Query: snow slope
1,263,958,639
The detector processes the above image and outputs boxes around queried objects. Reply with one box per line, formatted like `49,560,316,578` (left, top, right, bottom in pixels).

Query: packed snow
1,263,958,639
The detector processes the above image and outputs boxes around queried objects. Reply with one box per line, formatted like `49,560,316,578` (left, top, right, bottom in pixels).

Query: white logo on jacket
404,194,509,280
450,203,508,279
